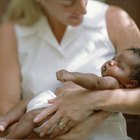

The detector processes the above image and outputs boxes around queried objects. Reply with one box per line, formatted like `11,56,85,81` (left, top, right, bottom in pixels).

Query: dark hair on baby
126,47,140,86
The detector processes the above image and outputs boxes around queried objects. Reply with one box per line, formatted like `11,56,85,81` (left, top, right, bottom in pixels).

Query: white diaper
26,90,56,133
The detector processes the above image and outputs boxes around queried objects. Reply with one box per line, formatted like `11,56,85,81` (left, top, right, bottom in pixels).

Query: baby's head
101,47,140,88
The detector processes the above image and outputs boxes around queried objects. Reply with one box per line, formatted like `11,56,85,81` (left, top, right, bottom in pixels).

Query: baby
57,47,140,90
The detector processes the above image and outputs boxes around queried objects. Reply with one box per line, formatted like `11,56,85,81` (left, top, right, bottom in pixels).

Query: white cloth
14,0,132,139
26,90,56,133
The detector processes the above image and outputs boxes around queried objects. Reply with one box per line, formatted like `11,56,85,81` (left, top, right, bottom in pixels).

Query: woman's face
39,0,88,26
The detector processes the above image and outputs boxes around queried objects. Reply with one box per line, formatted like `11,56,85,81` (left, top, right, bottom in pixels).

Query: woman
0,0,140,139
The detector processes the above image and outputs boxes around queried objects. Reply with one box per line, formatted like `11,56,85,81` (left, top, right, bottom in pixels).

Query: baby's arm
56,70,120,90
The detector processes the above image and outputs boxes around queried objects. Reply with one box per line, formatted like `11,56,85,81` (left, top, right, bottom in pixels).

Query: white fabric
14,0,132,139
26,90,56,133
26,90,56,112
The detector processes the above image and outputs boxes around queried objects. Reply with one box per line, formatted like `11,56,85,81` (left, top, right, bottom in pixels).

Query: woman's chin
68,18,83,26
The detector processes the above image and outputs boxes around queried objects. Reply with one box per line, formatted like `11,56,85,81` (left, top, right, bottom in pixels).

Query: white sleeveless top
15,0,132,139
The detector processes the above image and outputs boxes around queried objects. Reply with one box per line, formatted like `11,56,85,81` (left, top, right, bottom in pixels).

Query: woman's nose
74,0,87,15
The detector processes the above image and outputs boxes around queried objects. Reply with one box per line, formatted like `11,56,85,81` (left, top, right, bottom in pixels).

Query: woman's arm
0,22,21,114
92,88,140,114
106,6,140,52
96,5,140,114
0,22,26,137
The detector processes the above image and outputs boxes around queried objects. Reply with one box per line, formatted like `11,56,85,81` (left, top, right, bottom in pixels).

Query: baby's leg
5,108,43,139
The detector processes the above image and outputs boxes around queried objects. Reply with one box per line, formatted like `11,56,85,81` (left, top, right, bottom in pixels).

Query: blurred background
0,0,140,140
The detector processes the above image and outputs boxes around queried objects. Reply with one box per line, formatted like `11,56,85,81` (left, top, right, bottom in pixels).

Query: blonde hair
3,0,43,26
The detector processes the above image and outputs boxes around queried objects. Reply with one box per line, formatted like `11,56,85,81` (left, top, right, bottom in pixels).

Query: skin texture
0,0,140,139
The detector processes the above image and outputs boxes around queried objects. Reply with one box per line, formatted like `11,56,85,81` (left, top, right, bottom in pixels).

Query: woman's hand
0,99,28,133
0,99,30,139
49,111,111,140
34,82,95,137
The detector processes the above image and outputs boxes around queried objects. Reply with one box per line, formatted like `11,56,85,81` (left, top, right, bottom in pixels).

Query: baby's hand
56,70,73,82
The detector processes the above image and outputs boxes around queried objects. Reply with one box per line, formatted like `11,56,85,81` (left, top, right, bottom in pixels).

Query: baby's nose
109,60,116,66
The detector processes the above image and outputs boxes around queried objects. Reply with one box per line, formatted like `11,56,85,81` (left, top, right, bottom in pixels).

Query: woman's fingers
0,115,10,131
58,120,74,135
49,117,70,138
39,112,62,137
0,114,16,131
0,124,6,131
33,104,58,123
0,100,28,132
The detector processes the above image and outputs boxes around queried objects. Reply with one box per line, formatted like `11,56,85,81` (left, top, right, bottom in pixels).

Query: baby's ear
125,80,138,88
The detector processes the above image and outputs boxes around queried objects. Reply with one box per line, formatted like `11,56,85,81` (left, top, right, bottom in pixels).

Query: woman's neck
47,16,67,44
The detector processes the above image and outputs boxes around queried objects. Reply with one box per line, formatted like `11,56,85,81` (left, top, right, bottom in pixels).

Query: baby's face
101,50,138,85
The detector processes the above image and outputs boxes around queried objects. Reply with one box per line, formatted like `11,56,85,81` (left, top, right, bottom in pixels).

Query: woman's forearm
89,88,140,114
